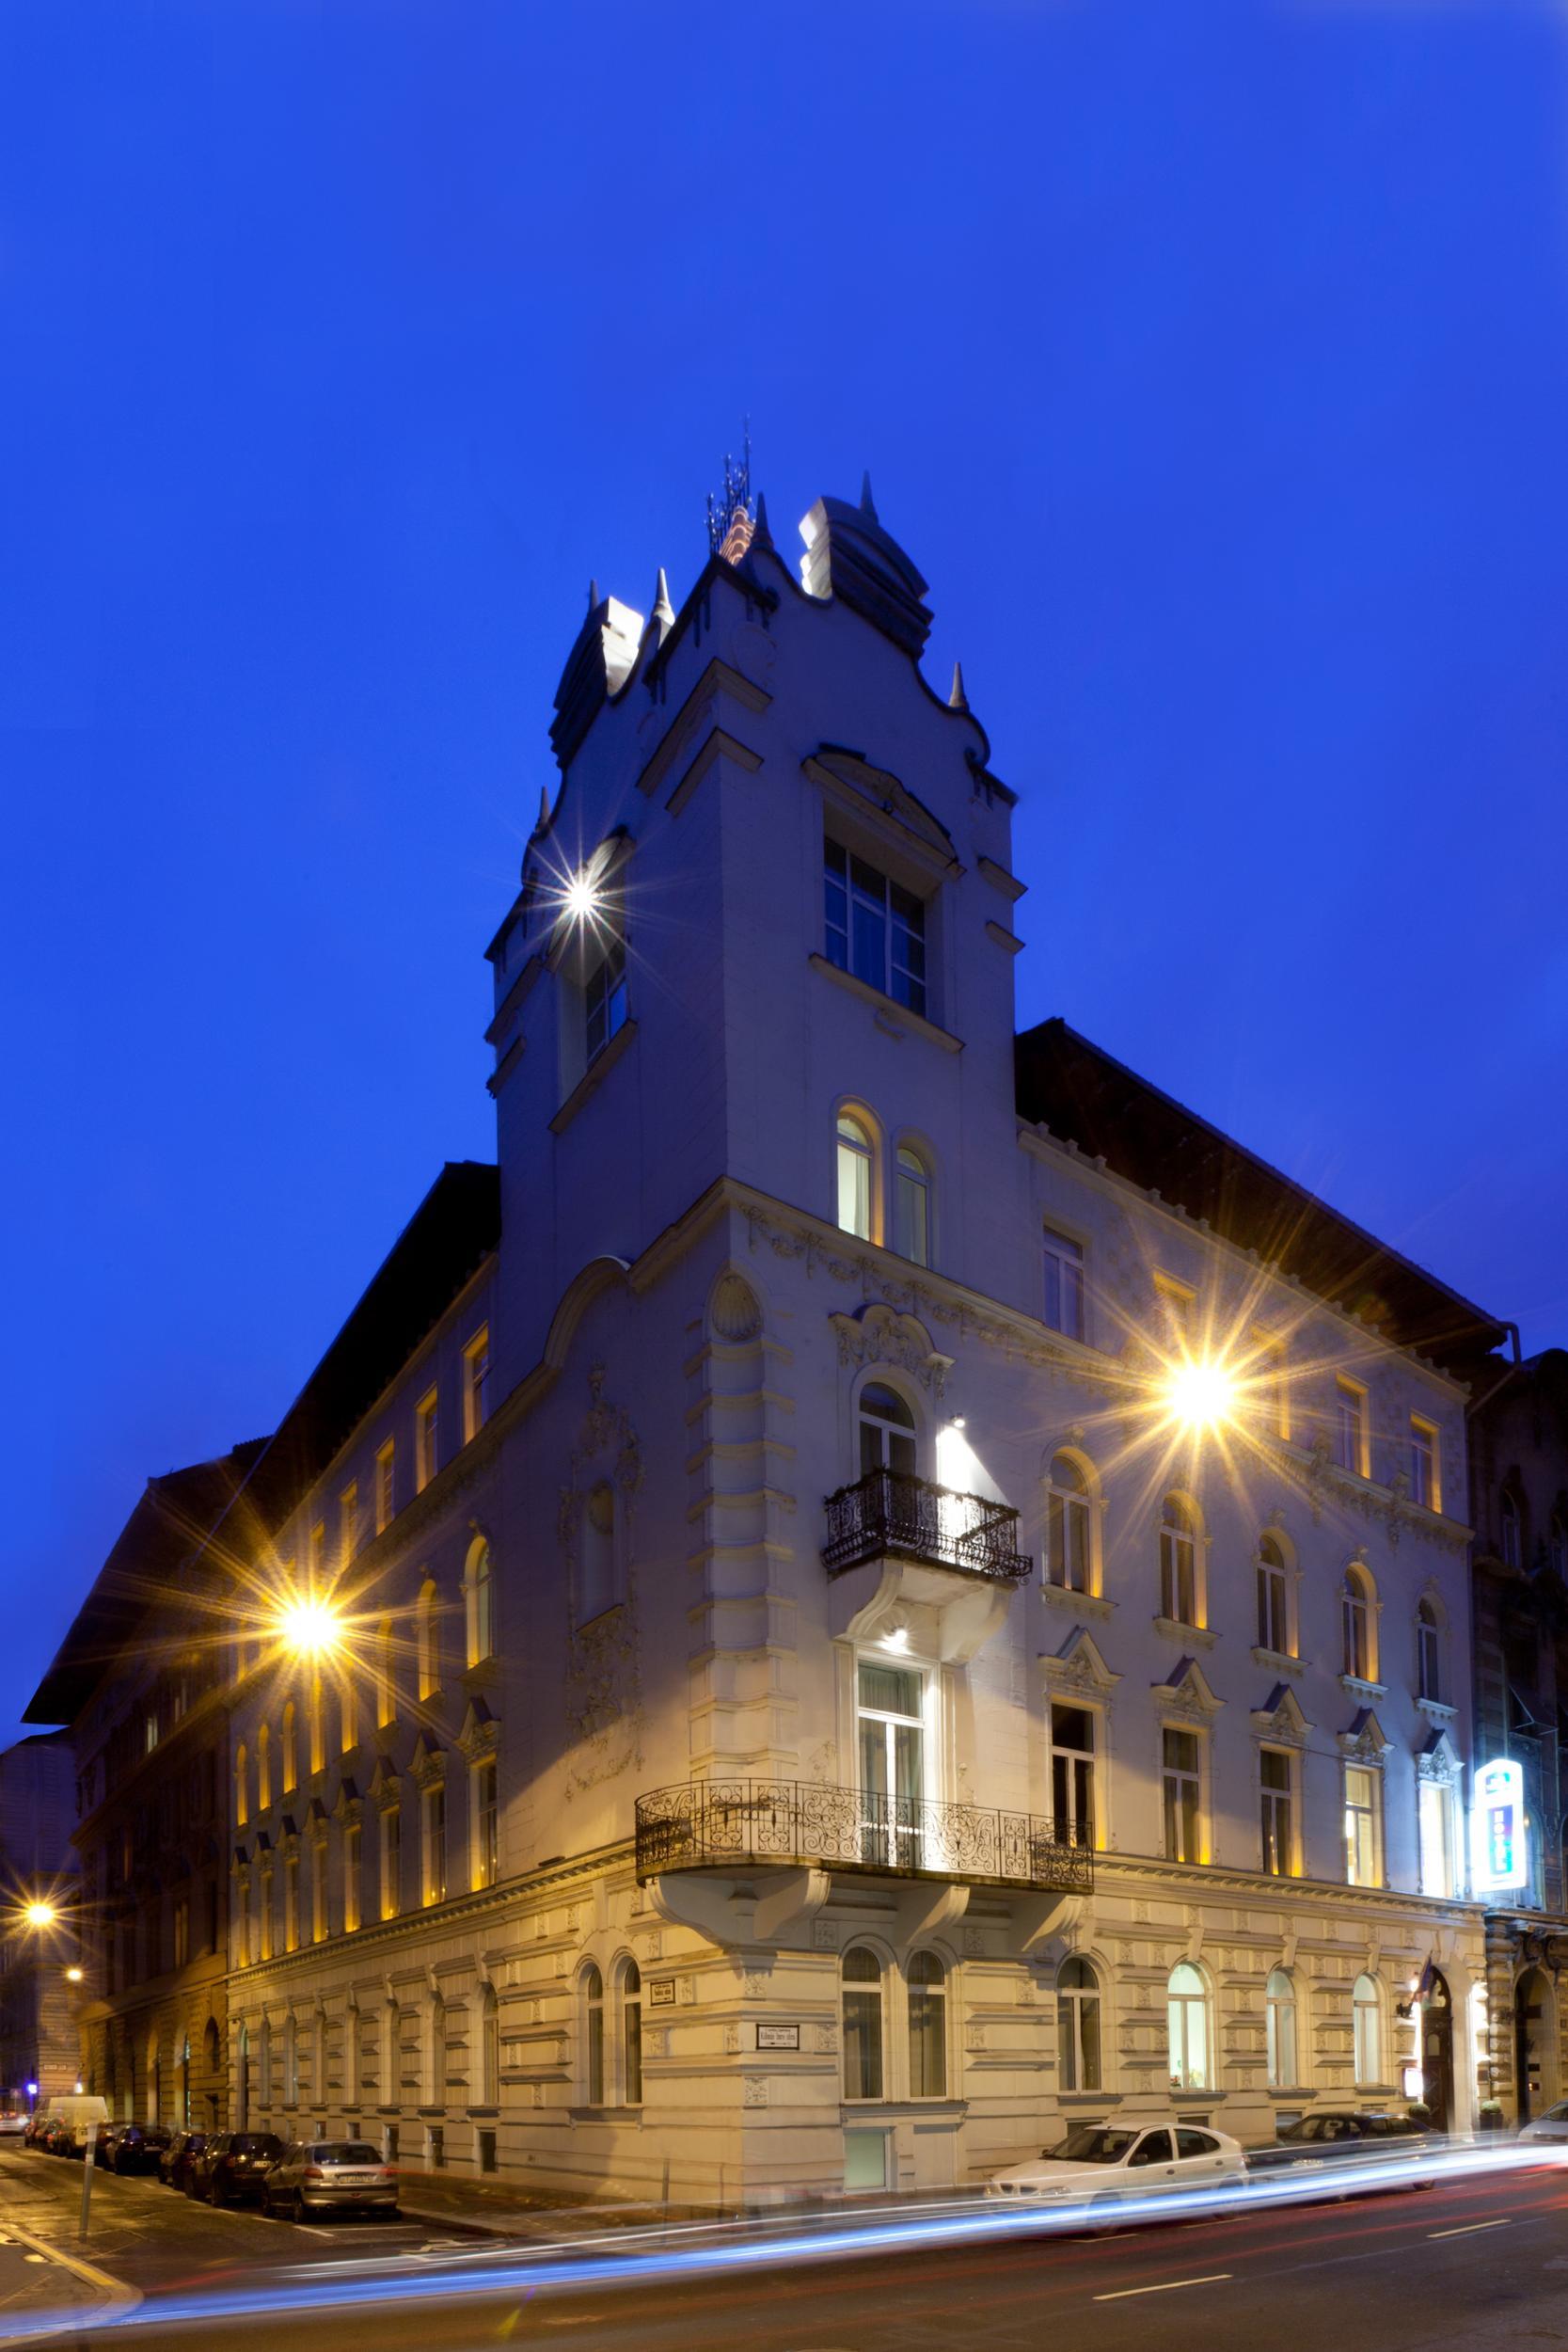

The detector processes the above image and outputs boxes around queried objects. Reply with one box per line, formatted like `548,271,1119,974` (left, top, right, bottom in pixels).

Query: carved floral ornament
1152,1658,1224,1722
831,1302,954,1397
1249,1683,1311,1748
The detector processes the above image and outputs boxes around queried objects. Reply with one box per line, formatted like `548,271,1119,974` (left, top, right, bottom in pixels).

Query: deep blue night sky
3,3,1565,1745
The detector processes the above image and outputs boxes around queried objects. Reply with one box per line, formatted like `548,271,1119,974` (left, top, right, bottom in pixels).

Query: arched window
1166,1962,1210,2091
1501,1491,1522,1571
480,1984,499,2105
374,1620,394,1728
257,1724,272,1813
1256,1536,1290,1656
858,1382,917,1480
234,1745,248,1829
580,1485,616,1620
466,1540,495,1666
842,1946,884,2101
1056,1955,1101,2092
907,1952,947,2098
341,1676,357,1754
281,1700,297,1793
309,1673,325,1773
1265,1968,1297,2089
416,1581,438,1701
1353,1972,1382,2086
1046,1455,1093,1594
1417,1598,1443,1704
1342,1567,1374,1681
621,1961,642,2106
583,1965,605,2106
836,1112,876,1242
894,1146,932,1267
1159,1497,1197,1627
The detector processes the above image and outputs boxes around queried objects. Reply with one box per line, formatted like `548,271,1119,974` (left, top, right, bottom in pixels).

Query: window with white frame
1056,1955,1101,2092
471,1758,499,1891
463,1326,491,1442
857,1661,926,1871
421,1783,447,1905
380,1805,402,1920
1166,1961,1210,2090
621,1961,642,2105
894,1146,932,1266
583,1965,605,2105
1409,1416,1439,1511
836,1111,876,1242
1353,1972,1382,2085
858,1382,917,1479
1334,1379,1368,1476
1417,1598,1443,1704
1418,1773,1456,1899
1266,1967,1297,2089
466,1539,495,1665
416,1388,439,1493
1050,1703,1096,1850
1343,1764,1381,1886
1162,1725,1203,1864
841,1946,884,2100
1256,1534,1290,1654
1259,1746,1295,1877
907,1952,947,2098
1342,1567,1375,1681
1045,1454,1093,1593
1159,1496,1198,1626
1042,1228,1085,1342
583,933,627,1065
824,836,927,1016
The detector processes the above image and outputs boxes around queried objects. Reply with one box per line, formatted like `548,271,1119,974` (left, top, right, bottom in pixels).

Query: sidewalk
0,2214,136,2345
393,2170,680,2239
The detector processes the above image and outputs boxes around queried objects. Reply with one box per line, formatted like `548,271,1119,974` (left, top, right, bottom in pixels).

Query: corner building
223,483,1507,2200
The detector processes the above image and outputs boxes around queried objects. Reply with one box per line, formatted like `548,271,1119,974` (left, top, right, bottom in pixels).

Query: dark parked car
160,2129,209,2191
94,2122,129,2169
1247,2109,1444,2184
36,2118,71,2154
189,2131,283,2207
110,2123,171,2176
262,2139,400,2221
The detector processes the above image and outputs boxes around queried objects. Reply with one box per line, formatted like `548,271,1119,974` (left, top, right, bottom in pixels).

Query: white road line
1428,2218,1513,2239
1094,2272,1232,2301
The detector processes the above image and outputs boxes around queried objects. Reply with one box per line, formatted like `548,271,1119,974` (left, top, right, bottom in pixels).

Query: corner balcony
635,1778,1092,1896
820,1468,1031,1662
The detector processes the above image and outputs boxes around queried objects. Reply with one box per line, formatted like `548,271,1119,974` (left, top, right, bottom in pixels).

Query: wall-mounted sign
755,2023,800,2050
1472,1758,1528,1896
648,1977,676,2008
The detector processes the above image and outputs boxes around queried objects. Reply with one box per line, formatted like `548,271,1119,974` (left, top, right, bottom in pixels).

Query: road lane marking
1094,2272,1232,2301
1428,2218,1513,2239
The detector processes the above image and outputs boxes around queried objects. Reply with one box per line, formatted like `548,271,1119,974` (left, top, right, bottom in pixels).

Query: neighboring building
24,1443,268,2126
0,1733,78,2106
1466,1346,1568,2123
198,475,1507,2204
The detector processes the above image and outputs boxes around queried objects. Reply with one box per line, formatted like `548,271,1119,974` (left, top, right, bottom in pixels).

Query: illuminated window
621,1961,642,2106
341,1676,357,1755
1419,1777,1455,1898
1042,1228,1085,1341
836,1111,876,1242
421,1784,446,1905
1159,1495,1198,1627
340,1481,358,1564
416,1389,439,1493
1056,1955,1101,2092
373,1619,394,1728
907,1952,947,2099
465,1539,495,1666
1500,1490,1522,1571
1334,1380,1368,1476
1162,1727,1203,1863
1341,1567,1375,1682
1417,1598,1443,1704
1050,1703,1096,1850
463,1327,491,1442
380,1806,401,1920
858,1382,917,1480
824,836,927,1017
1352,1972,1382,2084
281,1699,297,1793
310,1840,327,1942
309,1674,325,1773
583,1965,605,2105
257,1723,272,1812
472,1758,499,1890
234,1746,248,1829
1166,1962,1210,2090
375,1441,395,1535
1257,1534,1291,1655
283,1851,299,1951
1344,1766,1381,1887
343,1823,361,1934
584,935,627,1064
416,1580,439,1699
841,1947,884,2101
1409,1417,1439,1512
894,1146,932,1266
1265,1969,1297,2089
1259,1747,1295,1877
1045,1454,1093,1594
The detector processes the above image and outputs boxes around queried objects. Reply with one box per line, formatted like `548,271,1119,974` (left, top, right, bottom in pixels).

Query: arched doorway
1421,1970,1454,2130
1515,1966,1560,2122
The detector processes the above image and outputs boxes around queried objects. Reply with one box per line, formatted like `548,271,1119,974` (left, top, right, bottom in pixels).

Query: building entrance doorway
1514,1966,1560,2122
1421,1970,1453,2131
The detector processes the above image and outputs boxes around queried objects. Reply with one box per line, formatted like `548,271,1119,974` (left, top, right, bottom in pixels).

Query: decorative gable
1152,1657,1224,1722
1250,1683,1311,1746
367,1755,403,1812
409,1730,446,1790
830,1303,954,1396
1338,1707,1393,1761
1039,1627,1122,1698
458,1696,500,1763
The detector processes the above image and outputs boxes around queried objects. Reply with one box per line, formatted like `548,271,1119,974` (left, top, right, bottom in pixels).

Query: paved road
7,2143,1568,2348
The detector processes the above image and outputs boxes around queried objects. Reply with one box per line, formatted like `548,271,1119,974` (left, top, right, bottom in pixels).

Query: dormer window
824,837,927,1017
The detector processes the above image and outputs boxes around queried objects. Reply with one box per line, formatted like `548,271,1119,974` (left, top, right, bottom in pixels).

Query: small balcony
821,1468,1032,1583
634,1778,1093,1895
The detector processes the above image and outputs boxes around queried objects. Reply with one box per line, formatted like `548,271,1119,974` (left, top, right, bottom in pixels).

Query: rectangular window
341,1677,357,1755
258,1871,271,1962
172,1898,190,1969
344,1823,362,1934
464,1327,491,1442
284,1853,299,1952
310,1519,326,1579
1410,1417,1439,1512
1344,1765,1380,1886
1162,1726,1202,1864
1334,1380,1368,1476
144,1712,158,1755
823,836,927,1018
1042,1229,1085,1342
416,1389,439,1493
1050,1704,1096,1850
375,1441,395,1534
381,1808,402,1920
340,1481,358,1564
1259,1747,1294,1877
422,1786,447,1906
584,936,628,1064
1418,1779,1454,1899
311,1840,328,1942
472,1759,499,1891
856,1661,926,1872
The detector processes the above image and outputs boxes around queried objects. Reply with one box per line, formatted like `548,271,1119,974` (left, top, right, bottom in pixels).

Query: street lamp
21,1901,58,1931
273,1598,343,1659
1164,1359,1239,1433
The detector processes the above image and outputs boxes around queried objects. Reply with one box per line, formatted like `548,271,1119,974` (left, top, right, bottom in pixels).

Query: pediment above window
806,749,958,872
1418,1727,1462,1781
458,1697,500,1762
332,1779,362,1824
831,1303,953,1394
1152,1657,1224,1721
1250,1683,1312,1746
409,1731,447,1789
1039,1627,1122,1697
367,1755,403,1811
1338,1708,1392,1760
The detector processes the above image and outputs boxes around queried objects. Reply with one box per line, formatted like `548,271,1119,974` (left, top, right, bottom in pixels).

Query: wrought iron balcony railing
634,1778,1093,1895
821,1467,1031,1582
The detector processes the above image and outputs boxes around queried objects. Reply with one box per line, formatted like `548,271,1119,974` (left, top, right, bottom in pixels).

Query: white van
38,2094,109,2155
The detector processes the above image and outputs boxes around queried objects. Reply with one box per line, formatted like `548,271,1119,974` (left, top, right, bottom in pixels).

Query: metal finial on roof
532,786,552,836
949,660,969,712
860,470,878,518
705,420,754,556
587,579,599,611
652,566,674,625
751,491,774,550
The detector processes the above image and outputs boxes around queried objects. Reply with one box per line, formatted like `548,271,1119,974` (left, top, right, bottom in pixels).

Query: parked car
39,2118,74,2155
33,2095,109,2159
110,2123,171,2176
0,2111,28,2137
160,2129,209,2191
261,2139,400,2221
188,2131,283,2207
1516,2102,1568,2148
1245,2108,1444,2184
985,2121,1246,2207
93,2122,129,2169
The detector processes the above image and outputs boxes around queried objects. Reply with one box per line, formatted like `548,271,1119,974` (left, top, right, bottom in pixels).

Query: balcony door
859,1385,917,1479
858,1661,927,1871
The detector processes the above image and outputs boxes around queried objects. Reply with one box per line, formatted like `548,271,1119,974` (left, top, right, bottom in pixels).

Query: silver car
262,2137,400,2220
1517,2100,1568,2148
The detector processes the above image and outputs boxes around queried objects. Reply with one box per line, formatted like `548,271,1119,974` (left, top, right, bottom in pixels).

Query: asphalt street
5,2143,1568,2350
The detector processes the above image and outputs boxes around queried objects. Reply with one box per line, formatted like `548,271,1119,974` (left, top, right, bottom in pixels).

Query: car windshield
234,2136,281,2155
1051,2127,1137,2164
310,2143,382,2164
1539,2103,1568,2124
1278,2115,1359,2143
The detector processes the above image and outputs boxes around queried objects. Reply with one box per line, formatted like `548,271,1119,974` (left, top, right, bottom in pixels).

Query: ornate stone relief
710,1271,763,1343
830,1302,953,1397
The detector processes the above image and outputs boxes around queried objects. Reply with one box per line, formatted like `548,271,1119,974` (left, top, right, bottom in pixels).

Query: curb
0,2213,141,2344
